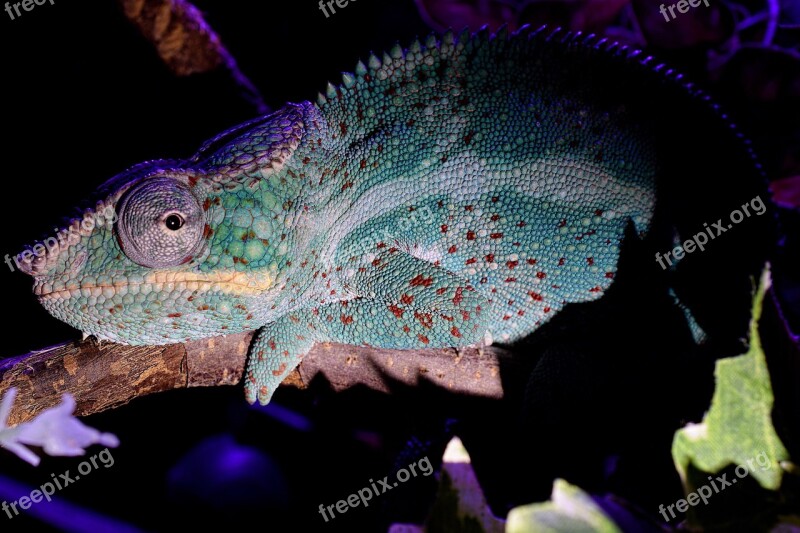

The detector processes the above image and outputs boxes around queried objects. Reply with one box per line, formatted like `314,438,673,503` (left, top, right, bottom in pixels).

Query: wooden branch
118,0,268,113
0,334,514,426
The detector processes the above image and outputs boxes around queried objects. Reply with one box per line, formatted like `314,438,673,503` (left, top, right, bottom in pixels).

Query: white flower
0,387,119,466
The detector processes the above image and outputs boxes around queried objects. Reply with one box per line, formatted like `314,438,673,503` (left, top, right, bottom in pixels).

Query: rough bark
0,334,513,426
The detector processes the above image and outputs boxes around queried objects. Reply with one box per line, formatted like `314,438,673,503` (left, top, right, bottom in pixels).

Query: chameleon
16,26,766,405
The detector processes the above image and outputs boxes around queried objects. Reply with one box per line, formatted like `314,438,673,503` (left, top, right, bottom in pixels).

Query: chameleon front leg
245,250,493,405
328,248,493,348
244,316,317,405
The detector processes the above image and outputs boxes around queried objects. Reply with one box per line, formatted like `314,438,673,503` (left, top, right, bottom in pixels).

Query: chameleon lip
35,271,274,298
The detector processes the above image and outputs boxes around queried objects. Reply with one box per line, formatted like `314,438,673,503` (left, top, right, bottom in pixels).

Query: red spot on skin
188,175,199,187
505,277,516,282
202,198,211,211
485,254,495,263
372,258,382,267
168,313,182,318
302,157,311,164
341,315,354,325
490,214,500,221
409,274,434,287
448,245,457,253
507,260,518,269
465,205,474,212
198,304,209,311
595,209,603,216
587,257,594,265
441,224,448,233
589,286,602,292
403,325,411,333
517,221,527,227
544,306,551,313
340,122,347,135
418,334,430,344
491,196,499,202
414,311,433,328
203,224,214,239
377,242,386,249
260,386,269,396
528,291,543,301
490,233,503,239
360,159,367,169
342,181,354,191
558,258,565,266
289,315,300,323
466,257,477,265
605,272,614,278
400,294,414,304
461,310,471,321
451,327,462,338
517,309,525,316
527,258,537,265
436,287,447,295
453,287,464,305
558,219,567,228
537,272,546,279
389,304,404,318
466,231,476,240
503,315,511,320
272,363,287,376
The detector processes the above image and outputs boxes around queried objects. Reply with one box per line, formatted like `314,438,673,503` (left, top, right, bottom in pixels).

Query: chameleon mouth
35,270,274,299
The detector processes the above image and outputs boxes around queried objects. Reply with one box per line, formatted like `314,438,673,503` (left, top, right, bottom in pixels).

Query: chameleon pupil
165,214,184,231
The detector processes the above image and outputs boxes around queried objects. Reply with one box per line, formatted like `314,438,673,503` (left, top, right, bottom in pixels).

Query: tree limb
0,334,514,426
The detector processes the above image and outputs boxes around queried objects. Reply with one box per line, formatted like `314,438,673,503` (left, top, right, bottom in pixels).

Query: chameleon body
19,27,754,405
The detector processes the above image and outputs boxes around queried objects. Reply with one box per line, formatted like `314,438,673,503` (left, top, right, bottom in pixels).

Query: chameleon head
17,164,280,345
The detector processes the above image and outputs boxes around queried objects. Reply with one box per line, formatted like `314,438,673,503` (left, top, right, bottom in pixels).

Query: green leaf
424,437,506,533
505,479,622,533
672,267,789,492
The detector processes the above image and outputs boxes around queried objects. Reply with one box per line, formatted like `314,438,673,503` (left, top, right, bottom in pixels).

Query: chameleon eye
116,177,206,268
165,213,185,231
